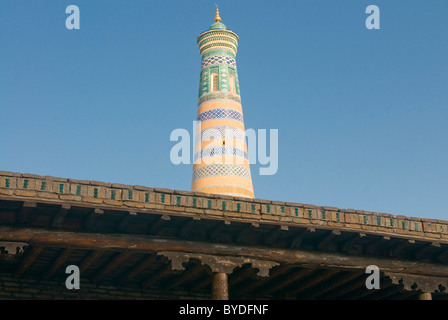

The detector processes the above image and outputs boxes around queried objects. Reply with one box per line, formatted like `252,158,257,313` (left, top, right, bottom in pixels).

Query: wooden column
418,292,432,300
212,272,228,300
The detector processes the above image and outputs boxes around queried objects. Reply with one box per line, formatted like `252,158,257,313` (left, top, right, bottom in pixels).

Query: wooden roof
1,171,447,299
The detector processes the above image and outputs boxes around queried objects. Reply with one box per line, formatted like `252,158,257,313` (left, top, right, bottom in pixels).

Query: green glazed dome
210,21,227,30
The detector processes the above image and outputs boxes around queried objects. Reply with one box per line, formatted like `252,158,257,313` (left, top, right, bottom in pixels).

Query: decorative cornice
1,171,448,242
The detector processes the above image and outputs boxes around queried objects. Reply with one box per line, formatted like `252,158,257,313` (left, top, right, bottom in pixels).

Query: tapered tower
191,8,255,199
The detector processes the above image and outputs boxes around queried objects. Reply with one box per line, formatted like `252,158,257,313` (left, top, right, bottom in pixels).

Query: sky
0,0,447,220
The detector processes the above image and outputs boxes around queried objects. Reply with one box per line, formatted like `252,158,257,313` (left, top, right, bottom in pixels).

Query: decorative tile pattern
201,55,236,70
197,108,243,123
201,126,245,142
198,91,240,104
192,164,251,182
194,146,248,162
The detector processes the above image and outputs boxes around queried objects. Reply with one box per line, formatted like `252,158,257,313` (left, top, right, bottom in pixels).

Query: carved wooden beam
157,251,279,277
1,226,448,278
385,272,448,294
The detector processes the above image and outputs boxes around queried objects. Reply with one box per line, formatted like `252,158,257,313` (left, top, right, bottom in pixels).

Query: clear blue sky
1,0,447,220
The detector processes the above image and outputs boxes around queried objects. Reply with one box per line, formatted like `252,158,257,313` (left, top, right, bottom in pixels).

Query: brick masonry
0,273,209,300
1,171,447,241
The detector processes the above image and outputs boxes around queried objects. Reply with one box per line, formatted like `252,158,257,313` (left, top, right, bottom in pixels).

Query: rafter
14,245,44,277
141,264,173,289
42,248,73,280
118,254,157,285
92,251,132,283
16,202,37,225
51,204,71,228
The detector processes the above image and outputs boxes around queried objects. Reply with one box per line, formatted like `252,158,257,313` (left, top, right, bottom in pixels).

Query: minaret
191,8,255,199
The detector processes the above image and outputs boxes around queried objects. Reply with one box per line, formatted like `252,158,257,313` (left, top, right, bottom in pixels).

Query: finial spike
214,5,221,23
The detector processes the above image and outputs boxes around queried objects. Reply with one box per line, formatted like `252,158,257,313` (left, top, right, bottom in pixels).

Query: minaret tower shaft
191,8,255,199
